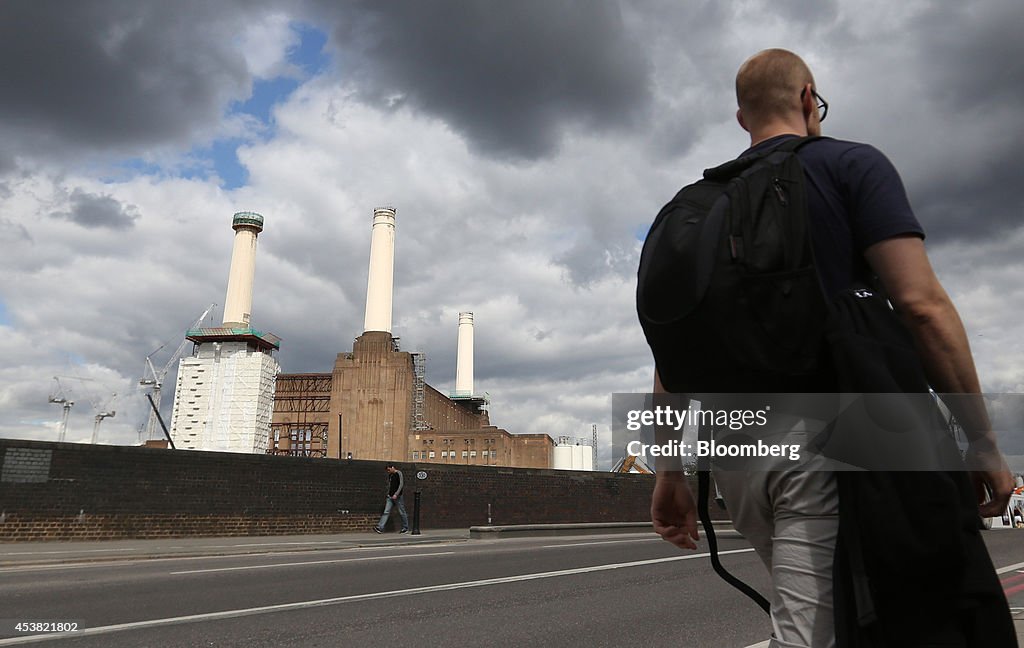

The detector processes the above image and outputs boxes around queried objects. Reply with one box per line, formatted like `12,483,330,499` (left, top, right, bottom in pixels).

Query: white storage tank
553,438,594,471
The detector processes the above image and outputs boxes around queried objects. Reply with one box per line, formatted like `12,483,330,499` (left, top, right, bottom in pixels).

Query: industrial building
268,207,555,469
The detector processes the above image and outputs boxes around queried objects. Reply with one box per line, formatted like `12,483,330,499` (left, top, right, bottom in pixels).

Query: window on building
470,451,477,458
429,451,435,458
441,451,448,458
491,450,497,458
462,450,468,458
413,451,420,459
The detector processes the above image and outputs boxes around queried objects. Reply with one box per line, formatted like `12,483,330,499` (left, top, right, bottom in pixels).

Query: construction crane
612,454,653,474
55,375,117,444
92,409,115,444
139,303,216,440
47,377,74,442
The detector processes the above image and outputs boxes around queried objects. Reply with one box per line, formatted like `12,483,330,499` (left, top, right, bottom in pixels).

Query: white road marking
0,549,756,645
170,551,456,575
743,641,771,647
540,537,663,548
996,560,1024,574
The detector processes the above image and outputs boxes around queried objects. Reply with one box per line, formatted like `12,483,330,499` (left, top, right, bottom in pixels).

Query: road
1,530,1022,647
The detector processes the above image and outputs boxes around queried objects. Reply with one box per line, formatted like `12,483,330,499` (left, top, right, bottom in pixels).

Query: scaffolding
169,340,277,454
411,353,430,431
268,374,331,457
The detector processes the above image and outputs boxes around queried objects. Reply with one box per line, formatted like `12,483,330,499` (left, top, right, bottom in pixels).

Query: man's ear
736,108,748,133
801,83,815,119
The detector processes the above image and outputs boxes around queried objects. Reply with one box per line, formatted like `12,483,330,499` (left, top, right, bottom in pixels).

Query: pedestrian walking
639,48,1016,647
375,463,409,534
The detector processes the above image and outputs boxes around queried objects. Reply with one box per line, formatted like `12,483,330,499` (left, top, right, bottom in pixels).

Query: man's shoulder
740,135,887,167
800,136,890,166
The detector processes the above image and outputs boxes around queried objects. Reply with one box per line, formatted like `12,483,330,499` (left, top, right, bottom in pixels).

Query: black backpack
637,136,829,393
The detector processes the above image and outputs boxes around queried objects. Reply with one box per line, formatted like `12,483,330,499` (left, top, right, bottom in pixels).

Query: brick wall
0,439,709,541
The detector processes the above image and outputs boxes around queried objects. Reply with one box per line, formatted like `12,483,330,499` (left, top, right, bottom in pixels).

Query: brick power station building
172,207,554,468
269,329,554,469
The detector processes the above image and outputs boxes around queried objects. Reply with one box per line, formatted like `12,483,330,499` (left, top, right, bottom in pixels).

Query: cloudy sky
1,0,1021,468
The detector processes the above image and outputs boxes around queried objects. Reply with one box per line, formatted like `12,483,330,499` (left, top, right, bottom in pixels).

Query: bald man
648,49,1015,647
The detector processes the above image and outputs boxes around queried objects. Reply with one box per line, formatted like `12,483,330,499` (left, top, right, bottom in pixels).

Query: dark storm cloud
915,2,1024,113
0,0,281,162
904,1,1024,243
52,189,139,230
315,0,650,160
910,150,1022,244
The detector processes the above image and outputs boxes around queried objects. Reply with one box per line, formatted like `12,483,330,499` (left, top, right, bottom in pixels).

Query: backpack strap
697,422,771,614
702,135,824,181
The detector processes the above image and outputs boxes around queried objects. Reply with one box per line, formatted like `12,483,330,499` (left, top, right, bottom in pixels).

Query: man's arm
864,235,1014,516
650,370,700,550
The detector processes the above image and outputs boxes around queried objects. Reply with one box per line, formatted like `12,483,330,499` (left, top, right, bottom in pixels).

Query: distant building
269,332,553,469
267,207,552,468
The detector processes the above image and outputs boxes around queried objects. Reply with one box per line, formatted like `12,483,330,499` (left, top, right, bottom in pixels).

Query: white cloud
236,13,303,80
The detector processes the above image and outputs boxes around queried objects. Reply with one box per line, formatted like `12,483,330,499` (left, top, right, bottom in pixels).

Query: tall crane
139,304,216,440
47,377,74,442
92,408,116,444
55,375,117,444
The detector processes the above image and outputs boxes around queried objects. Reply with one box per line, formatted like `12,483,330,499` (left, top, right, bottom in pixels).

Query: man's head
386,463,397,473
735,49,825,141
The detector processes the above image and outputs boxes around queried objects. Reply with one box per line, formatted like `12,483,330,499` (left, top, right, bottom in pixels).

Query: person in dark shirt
375,463,409,534
648,48,1014,647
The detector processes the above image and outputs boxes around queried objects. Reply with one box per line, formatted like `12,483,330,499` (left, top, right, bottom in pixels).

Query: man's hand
966,440,1015,518
651,471,700,550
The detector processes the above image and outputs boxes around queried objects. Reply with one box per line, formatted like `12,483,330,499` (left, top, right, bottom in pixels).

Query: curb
0,535,469,568
469,521,738,539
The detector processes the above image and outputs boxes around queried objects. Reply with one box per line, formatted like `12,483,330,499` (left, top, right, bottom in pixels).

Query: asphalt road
1,531,1023,648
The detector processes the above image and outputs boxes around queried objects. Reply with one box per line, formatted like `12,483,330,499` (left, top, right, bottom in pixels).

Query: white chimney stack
455,311,474,396
222,211,264,328
363,207,396,333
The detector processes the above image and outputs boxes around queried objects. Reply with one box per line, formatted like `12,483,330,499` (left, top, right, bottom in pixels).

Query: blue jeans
377,496,409,531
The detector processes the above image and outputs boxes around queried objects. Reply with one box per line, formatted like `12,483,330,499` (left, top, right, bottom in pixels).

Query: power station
269,207,555,468
163,206,573,469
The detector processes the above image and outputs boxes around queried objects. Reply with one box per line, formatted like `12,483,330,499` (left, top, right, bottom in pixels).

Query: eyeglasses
801,87,828,123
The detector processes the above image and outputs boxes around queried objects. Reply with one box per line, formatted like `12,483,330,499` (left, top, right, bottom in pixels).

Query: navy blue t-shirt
741,135,924,297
